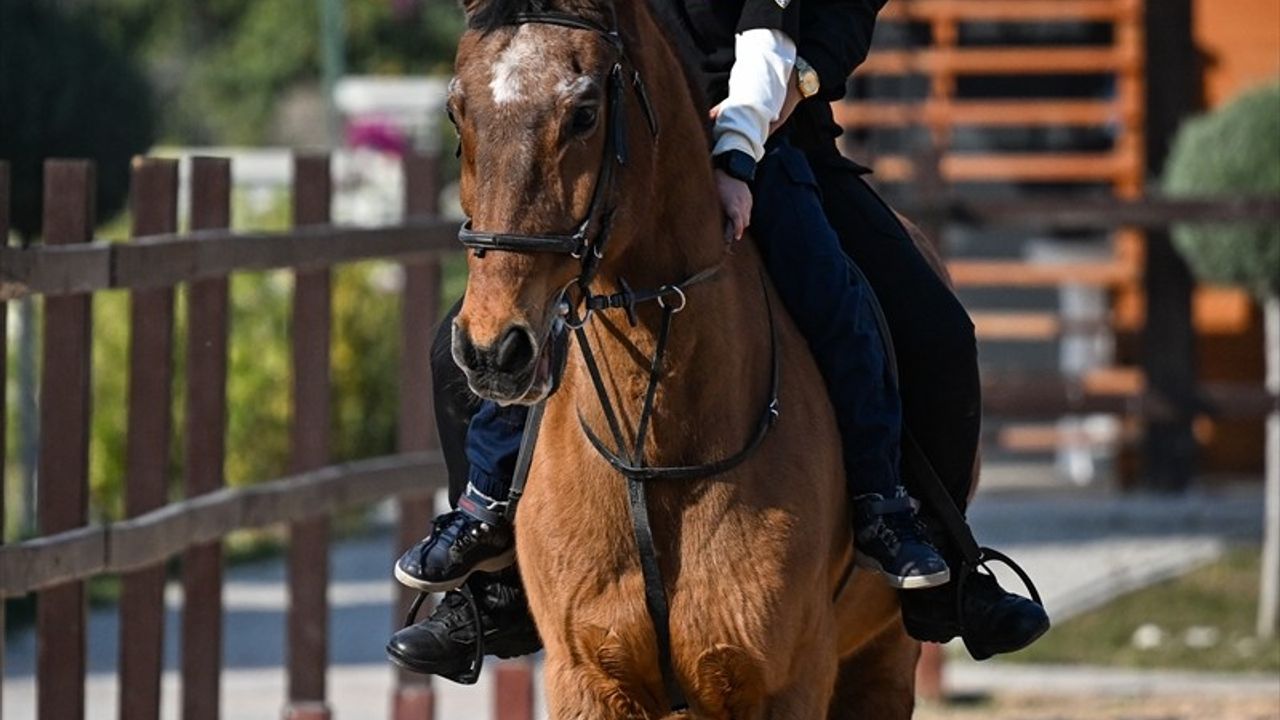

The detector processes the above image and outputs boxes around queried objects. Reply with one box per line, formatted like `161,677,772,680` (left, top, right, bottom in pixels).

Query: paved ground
916,692,1280,720
3,482,1272,719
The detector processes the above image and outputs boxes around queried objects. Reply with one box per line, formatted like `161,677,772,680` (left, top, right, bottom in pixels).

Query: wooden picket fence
1,145,1277,719
0,155,539,720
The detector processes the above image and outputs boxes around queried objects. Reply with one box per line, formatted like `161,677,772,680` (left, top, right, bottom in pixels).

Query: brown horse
449,0,921,716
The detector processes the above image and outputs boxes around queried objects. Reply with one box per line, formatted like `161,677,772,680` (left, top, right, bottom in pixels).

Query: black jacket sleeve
799,0,888,100
737,0,802,43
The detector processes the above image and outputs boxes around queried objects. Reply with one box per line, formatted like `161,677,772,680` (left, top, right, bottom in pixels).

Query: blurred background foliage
1164,81,1280,300
3,0,458,534
82,0,464,144
0,0,157,238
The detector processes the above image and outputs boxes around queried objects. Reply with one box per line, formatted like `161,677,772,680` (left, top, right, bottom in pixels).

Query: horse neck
561,7,773,468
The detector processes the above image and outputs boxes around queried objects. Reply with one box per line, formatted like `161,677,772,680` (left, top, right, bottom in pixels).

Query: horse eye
446,106,460,128
571,105,599,134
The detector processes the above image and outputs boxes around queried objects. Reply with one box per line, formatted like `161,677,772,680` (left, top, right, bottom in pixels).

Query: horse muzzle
452,321,569,405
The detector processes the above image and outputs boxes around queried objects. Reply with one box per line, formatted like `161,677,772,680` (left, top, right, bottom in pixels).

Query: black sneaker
853,493,951,589
394,510,515,593
386,573,543,684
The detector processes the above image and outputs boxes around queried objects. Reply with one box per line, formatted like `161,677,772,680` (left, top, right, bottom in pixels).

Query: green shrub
1163,82,1280,300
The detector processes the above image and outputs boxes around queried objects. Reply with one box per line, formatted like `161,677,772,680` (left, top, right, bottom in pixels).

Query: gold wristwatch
795,55,821,98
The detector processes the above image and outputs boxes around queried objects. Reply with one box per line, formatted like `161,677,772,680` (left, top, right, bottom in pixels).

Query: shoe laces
429,591,477,632
432,511,481,552
880,510,930,548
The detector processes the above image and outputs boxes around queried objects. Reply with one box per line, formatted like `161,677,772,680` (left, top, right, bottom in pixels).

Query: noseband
457,10,659,293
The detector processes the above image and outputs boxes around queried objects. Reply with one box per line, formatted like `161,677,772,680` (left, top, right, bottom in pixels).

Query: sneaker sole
393,548,518,593
855,551,951,590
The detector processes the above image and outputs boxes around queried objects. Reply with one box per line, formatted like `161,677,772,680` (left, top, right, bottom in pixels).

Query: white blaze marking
489,28,543,105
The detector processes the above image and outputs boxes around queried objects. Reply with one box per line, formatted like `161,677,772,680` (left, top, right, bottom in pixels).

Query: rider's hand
715,169,752,242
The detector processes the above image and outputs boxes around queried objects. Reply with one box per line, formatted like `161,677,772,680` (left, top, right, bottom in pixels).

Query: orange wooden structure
1194,0,1280,108
837,0,1268,471
837,0,1149,462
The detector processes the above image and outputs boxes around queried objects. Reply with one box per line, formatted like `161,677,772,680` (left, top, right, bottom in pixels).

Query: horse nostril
453,328,480,371
494,326,536,374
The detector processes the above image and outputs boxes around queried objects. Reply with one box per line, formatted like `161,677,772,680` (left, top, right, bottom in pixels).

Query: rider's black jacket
652,0,888,159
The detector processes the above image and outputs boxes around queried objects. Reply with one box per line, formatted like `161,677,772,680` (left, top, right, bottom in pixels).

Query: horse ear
457,0,485,24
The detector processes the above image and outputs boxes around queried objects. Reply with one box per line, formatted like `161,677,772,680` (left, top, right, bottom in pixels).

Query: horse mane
642,0,712,145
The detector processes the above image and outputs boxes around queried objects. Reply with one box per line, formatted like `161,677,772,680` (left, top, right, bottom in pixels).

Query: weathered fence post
119,157,179,720
913,641,946,704
495,660,536,720
36,159,95,720
285,155,334,720
0,160,9,720
1141,0,1198,492
393,152,443,720
183,157,233,720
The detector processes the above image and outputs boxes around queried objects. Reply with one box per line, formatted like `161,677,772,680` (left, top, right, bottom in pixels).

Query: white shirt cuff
712,28,797,163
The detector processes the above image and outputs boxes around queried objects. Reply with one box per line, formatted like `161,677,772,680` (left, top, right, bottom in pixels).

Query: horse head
448,0,667,405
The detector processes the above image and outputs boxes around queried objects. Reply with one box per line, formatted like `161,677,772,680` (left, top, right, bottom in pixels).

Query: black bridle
451,9,781,714
457,10,659,293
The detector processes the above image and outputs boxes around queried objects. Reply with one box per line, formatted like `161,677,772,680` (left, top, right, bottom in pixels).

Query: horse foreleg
757,633,839,720
764,668,838,720
827,621,919,720
542,650,667,720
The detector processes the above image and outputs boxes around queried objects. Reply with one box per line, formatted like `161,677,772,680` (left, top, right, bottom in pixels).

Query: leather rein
455,9,782,712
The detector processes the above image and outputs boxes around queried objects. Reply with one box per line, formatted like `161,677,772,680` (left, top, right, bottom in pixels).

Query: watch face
800,71,820,98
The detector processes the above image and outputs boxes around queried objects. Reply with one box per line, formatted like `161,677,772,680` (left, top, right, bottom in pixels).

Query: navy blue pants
749,139,901,494
460,138,902,502
464,401,528,500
